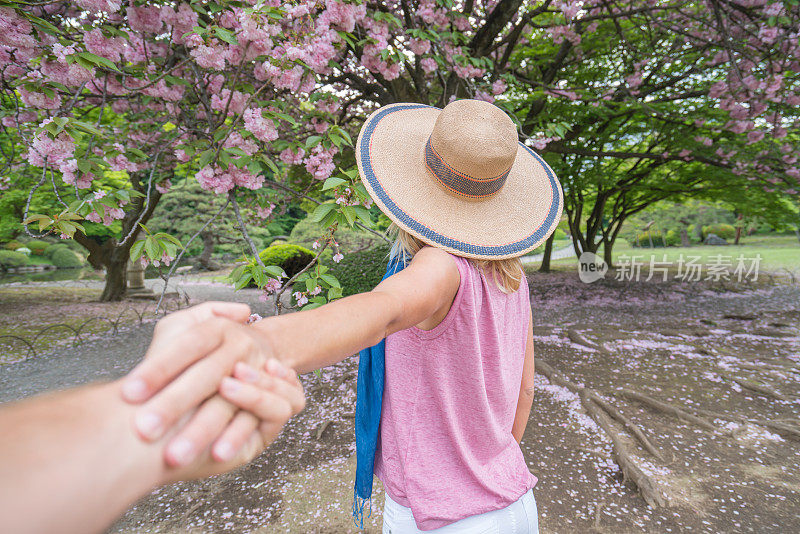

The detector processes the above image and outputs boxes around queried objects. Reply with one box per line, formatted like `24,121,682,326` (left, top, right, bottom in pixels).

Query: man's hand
120,302,285,467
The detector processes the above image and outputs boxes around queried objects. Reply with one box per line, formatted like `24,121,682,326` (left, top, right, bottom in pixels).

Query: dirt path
1,273,798,533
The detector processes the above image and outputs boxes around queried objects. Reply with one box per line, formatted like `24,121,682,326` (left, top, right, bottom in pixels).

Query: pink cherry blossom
408,38,431,56
492,80,507,95
243,108,278,143
279,147,306,165
420,57,437,73
255,203,275,219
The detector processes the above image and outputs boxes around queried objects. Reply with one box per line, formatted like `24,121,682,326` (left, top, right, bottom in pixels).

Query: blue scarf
353,255,407,527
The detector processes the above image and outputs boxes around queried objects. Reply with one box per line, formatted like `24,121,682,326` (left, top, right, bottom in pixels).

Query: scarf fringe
352,490,372,529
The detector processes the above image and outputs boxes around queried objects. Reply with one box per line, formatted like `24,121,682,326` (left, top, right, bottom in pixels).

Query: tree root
537,361,670,506
734,361,800,375
717,370,790,401
690,407,800,442
581,391,669,507
565,328,609,353
315,420,332,440
617,389,719,431
584,388,666,462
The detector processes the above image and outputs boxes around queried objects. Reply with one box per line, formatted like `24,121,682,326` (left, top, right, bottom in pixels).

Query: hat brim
356,103,563,260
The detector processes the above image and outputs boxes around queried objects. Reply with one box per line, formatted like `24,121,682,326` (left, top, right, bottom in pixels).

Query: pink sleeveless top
374,253,536,530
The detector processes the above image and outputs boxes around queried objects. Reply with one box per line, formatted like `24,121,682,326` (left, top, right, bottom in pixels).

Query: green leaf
214,27,238,45
157,233,183,247
77,51,121,72
309,202,336,223
228,264,246,282
127,147,148,160
144,237,161,260
322,177,347,191
44,121,60,136
264,265,286,278
320,274,341,288
305,277,317,292
305,135,322,149
264,158,279,175
224,146,249,157
234,271,253,290
56,221,77,236
352,205,372,226
22,213,50,224
197,149,215,169
252,265,267,287
72,121,105,137
327,286,342,300
320,209,339,228
271,112,298,126
341,205,356,227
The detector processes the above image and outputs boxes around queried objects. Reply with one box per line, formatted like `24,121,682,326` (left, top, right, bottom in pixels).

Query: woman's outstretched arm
254,246,461,373
121,247,460,455
512,307,535,443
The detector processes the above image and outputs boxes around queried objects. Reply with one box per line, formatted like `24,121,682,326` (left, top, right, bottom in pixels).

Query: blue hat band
424,137,509,199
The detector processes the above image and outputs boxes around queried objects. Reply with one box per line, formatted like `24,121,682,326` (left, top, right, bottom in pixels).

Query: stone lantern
127,259,154,297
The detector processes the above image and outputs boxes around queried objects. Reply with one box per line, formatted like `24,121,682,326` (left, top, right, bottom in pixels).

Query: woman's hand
120,303,297,467
159,359,305,483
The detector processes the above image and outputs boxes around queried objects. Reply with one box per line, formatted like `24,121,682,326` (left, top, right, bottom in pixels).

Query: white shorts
382,489,539,534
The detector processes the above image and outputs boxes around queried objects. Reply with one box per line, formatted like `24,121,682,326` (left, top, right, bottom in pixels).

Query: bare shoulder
373,246,461,334
407,246,460,284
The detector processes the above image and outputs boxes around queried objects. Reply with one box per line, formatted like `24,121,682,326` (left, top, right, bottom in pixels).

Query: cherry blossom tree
1,0,797,302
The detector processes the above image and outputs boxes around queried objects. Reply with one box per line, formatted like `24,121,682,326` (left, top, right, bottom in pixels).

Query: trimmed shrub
664,230,681,247
45,244,71,260
328,243,391,297
257,243,315,279
2,240,22,251
51,248,82,268
633,230,667,248
24,239,50,255
552,228,567,240
62,239,85,253
0,250,28,269
702,223,736,240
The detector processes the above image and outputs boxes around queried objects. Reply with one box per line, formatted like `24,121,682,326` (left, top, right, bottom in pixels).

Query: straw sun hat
356,99,564,260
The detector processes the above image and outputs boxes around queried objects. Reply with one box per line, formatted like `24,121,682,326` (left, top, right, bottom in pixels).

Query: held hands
120,302,303,474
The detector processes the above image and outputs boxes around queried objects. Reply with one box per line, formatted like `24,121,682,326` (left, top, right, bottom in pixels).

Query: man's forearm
0,382,169,534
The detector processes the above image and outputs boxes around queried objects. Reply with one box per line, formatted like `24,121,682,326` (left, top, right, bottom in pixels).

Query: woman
123,99,563,532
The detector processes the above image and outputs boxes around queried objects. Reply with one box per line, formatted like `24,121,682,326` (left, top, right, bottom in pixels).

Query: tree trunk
72,171,164,301
101,254,128,301
603,237,614,267
734,213,743,245
795,227,800,244
539,233,555,272
199,231,218,270
680,228,691,247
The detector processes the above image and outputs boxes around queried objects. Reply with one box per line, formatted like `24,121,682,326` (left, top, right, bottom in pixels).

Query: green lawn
543,233,800,273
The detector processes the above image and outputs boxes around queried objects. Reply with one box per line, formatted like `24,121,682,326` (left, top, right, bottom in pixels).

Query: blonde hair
387,223,523,294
